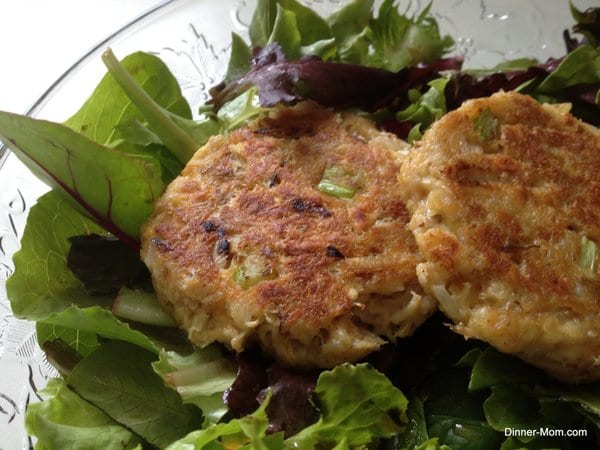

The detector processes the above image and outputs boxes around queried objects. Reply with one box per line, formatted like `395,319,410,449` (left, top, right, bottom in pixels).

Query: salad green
1,1,600,449
166,364,407,449
26,378,143,450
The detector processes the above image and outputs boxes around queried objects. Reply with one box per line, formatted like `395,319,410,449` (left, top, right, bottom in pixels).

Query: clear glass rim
0,0,182,170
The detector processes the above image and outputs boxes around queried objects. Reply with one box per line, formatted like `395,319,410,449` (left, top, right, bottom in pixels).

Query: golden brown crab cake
141,101,436,368
400,91,600,382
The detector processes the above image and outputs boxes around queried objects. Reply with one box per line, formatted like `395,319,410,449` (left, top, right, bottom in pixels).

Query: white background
0,1,162,115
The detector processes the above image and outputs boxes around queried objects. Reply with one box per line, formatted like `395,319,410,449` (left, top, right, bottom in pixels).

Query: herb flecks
201,221,220,232
217,239,231,255
291,198,332,217
151,237,173,251
326,245,345,258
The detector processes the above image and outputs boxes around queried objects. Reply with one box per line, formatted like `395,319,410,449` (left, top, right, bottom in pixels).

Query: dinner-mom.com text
504,427,588,438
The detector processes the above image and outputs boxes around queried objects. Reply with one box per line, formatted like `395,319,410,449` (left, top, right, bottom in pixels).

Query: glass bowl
0,0,594,448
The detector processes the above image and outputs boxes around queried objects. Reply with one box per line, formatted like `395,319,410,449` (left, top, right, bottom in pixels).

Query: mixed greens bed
1,1,600,449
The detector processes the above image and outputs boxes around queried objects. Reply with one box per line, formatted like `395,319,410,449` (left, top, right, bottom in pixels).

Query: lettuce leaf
326,0,373,64
36,321,99,358
536,45,600,92
368,0,453,71
64,51,190,181
67,341,202,448
393,391,429,449
0,51,223,247
166,391,284,450
66,234,148,296
288,363,407,448
412,438,452,450
249,0,331,51
100,49,211,164
421,367,504,450
167,363,406,449
214,87,265,132
26,378,143,450
240,0,453,73
463,348,600,448
7,190,110,319
395,77,450,142
566,2,600,49
0,51,200,245
7,190,167,355
261,2,337,61
152,346,237,425
222,354,319,436
466,348,547,391
39,305,160,353
225,33,253,82
0,112,163,245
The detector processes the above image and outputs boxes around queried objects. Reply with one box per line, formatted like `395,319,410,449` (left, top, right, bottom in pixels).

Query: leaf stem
112,287,177,327
102,48,199,163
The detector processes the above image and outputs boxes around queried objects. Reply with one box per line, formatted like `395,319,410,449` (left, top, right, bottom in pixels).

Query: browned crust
141,101,434,367
401,92,600,382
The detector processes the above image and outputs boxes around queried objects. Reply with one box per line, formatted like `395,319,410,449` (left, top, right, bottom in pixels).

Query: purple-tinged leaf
445,67,548,110
67,234,149,296
211,43,462,112
566,4,600,50
223,352,269,418
0,111,164,247
258,364,319,437
445,51,600,125
224,352,319,437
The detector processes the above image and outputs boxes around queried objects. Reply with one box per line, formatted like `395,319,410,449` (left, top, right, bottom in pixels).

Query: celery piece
318,166,358,198
473,108,499,141
578,235,597,272
233,266,266,290
317,179,356,199
112,287,177,327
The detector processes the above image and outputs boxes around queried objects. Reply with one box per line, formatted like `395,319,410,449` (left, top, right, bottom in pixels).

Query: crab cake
141,101,436,368
400,91,600,382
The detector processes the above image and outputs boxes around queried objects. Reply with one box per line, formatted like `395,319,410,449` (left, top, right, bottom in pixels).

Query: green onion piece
473,108,499,141
233,267,247,287
578,235,597,272
317,179,356,199
112,287,177,327
233,266,265,290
